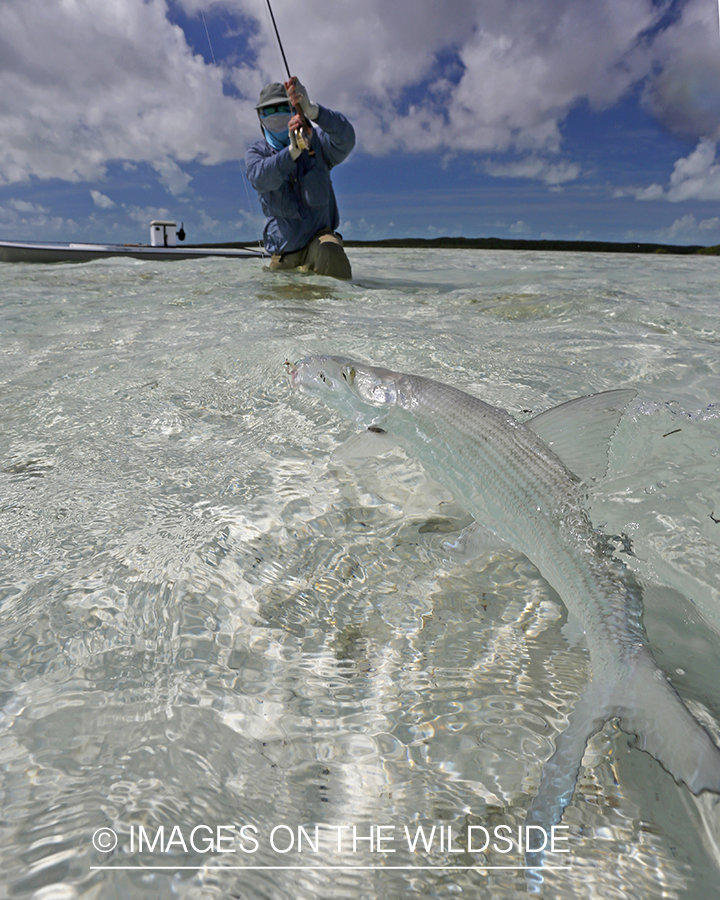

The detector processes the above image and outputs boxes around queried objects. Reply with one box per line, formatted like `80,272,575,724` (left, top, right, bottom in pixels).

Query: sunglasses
260,104,292,117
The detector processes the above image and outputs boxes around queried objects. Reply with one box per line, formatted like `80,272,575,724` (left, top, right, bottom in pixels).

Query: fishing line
200,9,216,65
201,6,264,250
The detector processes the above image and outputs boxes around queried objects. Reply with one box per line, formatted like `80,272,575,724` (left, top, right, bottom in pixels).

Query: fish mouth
284,359,302,389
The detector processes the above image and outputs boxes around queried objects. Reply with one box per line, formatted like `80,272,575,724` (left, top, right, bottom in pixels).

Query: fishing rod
264,0,314,155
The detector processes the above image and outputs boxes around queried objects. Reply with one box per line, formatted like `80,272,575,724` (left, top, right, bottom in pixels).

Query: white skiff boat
0,221,267,264
0,239,267,264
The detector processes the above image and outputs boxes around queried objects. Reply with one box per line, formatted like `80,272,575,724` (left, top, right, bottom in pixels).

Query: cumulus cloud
7,199,48,215
90,190,116,209
656,213,720,242
621,138,720,202
699,217,720,231
1,0,718,196
485,157,581,186
616,183,665,201
662,139,720,201
124,205,172,228
619,0,720,209
641,0,720,141
0,198,75,236
151,157,193,196
216,0,662,157
0,0,249,186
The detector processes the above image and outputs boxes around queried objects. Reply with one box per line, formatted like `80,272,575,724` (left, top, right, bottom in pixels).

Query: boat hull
0,240,267,264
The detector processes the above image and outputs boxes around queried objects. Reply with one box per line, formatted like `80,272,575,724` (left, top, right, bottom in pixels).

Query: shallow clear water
1,248,720,899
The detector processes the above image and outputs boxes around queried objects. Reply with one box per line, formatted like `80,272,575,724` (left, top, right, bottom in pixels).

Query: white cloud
123,205,172,228
0,0,250,187
225,0,668,188
664,139,720,201
618,183,665,201
192,209,224,238
8,199,48,214
90,190,116,209
251,0,661,160
665,215,702,238
623,139,720,202
0,198,76,237
641,0,720,141
340,217,396,240
699,217,720,231
656,214,720,242
151,157,193,196
0,0,670,190
485,157,581,186
0,0,717,198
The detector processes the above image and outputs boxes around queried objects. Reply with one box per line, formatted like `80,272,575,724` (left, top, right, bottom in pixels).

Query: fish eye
341,367,355,384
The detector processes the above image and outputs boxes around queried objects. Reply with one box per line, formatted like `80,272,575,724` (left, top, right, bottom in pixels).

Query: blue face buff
260,106,292,150
263,127,291,150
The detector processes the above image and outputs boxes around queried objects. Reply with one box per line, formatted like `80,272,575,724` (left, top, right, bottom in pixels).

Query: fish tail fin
619,655,720,796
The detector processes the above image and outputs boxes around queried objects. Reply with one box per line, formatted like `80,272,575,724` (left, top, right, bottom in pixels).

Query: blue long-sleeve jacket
245,105,355,255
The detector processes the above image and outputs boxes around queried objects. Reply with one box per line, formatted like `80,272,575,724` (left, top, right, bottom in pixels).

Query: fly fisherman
245,77,355,280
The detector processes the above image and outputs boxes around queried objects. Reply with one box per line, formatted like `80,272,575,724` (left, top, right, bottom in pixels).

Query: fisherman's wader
269,229,351,280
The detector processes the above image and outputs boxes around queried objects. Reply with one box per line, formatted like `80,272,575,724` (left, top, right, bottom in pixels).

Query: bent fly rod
264,0,314,155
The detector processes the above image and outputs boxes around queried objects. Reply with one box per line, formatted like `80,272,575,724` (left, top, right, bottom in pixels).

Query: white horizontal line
91,865,571,871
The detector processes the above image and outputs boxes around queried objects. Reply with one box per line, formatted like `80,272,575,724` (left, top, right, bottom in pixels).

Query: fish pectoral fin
526,388,636,483
442,521,512,558
332,426,396,461
619,657,720,796
560,610,587,649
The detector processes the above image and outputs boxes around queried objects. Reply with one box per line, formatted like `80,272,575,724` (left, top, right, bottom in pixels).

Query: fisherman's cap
255,83,289,110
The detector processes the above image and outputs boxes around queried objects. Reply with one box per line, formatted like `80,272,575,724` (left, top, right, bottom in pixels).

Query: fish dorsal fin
526,389,636,482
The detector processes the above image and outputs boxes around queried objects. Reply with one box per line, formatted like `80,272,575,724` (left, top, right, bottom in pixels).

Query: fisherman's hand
288,125,303,161
285,76,319,120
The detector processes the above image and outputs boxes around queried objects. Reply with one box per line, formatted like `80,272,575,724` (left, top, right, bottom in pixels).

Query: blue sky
1,0,719,246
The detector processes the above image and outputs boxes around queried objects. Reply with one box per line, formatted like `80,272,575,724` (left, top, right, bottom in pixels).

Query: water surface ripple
1,249,719,899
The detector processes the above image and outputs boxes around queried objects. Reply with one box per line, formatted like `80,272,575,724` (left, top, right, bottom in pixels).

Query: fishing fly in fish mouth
286,354,720,867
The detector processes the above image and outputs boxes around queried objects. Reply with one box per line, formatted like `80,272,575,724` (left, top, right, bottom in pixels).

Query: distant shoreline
205,236,720,256
341,236,720,256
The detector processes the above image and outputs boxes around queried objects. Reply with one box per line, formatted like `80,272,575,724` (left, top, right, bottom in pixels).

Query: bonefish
286,355,720,852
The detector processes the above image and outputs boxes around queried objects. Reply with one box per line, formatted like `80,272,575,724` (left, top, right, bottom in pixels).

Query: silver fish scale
378,371,646,669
